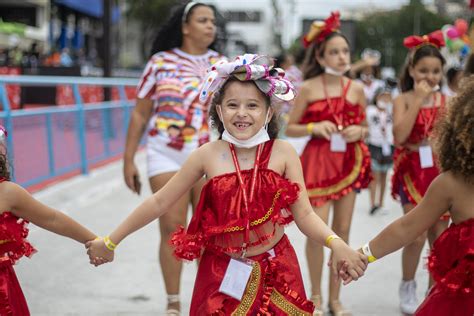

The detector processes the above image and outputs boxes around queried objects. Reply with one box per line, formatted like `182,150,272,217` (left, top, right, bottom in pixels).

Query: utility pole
103,0,111,101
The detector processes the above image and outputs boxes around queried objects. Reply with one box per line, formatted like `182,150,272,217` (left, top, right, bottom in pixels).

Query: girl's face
182,6,216,48
409,56,443,88
217,81,272,141
317,35,350,71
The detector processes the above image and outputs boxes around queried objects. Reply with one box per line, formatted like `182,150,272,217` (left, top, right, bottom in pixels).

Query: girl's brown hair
399,45,445,93
0,150,11,181
208,78,280,139
434,76,474,183
302,32,350,80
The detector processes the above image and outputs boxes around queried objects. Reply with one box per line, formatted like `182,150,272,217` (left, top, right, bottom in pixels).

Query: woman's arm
7,183,96,244
123,98,154,194
368,173,451,260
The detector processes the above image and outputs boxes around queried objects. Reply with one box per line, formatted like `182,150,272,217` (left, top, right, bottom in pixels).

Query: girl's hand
413,80,432,101
85,238,114,266
341,125,364,143
313,120,338,140
329,240,368,284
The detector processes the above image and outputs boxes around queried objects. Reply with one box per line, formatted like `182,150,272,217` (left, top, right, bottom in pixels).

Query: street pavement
16,151,430,316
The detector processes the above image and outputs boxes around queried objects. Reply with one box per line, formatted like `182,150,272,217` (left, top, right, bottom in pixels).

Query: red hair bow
403,30,445,50
303,11,341,48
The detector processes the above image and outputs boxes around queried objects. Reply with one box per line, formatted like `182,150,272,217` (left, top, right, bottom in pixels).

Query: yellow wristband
362,242,377,263
325,234,341,247
306,123,315,135
103,235,117,251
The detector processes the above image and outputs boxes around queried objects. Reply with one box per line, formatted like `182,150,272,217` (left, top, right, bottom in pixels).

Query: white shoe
399,280,419,314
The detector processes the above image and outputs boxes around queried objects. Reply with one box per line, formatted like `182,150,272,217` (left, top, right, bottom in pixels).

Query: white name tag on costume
330,133,347,152
419,145,434,168
382,142,392,156
219,258,254,301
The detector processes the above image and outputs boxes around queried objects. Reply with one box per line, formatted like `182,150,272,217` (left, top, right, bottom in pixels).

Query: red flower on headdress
303,11,341,48
403,30,445,50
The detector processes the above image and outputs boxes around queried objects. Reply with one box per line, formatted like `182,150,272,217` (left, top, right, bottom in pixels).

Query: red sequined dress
170,140,314,315
415,218,474,315
391,96,445,205
0,179,36,315
299,79,371,206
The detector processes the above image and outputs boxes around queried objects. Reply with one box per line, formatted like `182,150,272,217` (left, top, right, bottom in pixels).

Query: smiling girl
286,12,371,315
86,55,367,315
391,31,449,314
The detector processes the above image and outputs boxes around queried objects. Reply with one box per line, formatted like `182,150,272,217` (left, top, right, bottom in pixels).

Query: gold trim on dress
224,189,282,233
270,289,312,315
403,173,422,204
231,263,261,315
307,143,363,197
0,239,10,245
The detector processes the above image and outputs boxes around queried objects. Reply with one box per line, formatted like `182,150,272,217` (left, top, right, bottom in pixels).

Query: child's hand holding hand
85,238,114,266
329,240,368,284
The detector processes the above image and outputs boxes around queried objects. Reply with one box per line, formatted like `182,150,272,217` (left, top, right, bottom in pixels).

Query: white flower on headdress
199,54,295,102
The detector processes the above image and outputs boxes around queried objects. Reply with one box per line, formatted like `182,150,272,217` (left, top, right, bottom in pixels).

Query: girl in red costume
86,54,368,315
286,12,371,315
391,31,449,314
0,126,97,315
353,76,474,316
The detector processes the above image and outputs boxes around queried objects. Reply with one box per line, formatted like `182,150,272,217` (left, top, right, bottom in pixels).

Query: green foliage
125,0,177,60
354,0,449,76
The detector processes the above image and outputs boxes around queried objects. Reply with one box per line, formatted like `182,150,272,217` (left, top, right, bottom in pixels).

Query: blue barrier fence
0,75,139,189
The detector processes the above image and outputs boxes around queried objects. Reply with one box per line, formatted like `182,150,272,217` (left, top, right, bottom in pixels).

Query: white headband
182,2,199,24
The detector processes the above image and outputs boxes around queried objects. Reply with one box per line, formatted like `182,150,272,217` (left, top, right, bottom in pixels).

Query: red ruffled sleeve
428,218,474,295
0,212,36,264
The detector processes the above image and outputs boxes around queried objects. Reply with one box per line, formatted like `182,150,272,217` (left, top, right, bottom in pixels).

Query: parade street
16,151,429,316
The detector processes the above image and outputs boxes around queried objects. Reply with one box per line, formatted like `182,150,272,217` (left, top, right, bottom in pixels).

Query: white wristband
362,242,377,263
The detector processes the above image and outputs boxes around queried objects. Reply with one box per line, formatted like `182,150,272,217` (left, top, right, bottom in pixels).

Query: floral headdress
199,54,295,102
403,30,445,50
303,11,341,48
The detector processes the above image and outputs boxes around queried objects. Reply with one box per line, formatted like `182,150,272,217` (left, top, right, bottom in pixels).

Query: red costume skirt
300,139,371,207
391,149,439,205
415,218,474,315
0,259,30,316
190,235,314,315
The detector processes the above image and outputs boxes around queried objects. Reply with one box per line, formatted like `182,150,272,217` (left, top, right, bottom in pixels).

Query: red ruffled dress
415,218,474,315
391,97,445,205
0,182,36,316
171,140,314,315
299,79,371,206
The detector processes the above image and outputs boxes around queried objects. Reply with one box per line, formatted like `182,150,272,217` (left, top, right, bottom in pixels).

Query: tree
125,0,177,61
354,0,449,75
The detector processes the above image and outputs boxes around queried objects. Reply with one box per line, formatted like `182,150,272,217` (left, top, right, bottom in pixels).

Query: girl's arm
368,173,451,260
342,81,368,142
278,141,367,279
286,80,337,139
87,145,207,263
7,183,96,243
123,98,154,194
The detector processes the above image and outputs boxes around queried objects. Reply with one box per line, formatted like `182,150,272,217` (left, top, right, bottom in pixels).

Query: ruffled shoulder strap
259,140,275,169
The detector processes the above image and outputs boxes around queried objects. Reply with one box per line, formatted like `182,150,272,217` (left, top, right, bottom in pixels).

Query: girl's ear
216,104,223,121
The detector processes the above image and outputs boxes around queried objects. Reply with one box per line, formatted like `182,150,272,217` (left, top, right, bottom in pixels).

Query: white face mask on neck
324,64,351,76
219,106,271,148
